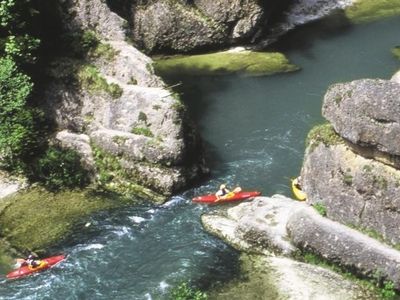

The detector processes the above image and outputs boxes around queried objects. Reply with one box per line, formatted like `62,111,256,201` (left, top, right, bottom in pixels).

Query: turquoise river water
0,14,399,300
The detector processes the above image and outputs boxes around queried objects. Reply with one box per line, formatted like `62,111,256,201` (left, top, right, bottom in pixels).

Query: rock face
201,195,399,294
300,78,400,246
323,79,400,156
43,0,207,199
130,0,290,53
287,206,400,290
302,143,400,245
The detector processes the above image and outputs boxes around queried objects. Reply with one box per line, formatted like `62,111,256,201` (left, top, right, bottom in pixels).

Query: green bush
34,146,90,191
169,282,207,300
0,57,42,171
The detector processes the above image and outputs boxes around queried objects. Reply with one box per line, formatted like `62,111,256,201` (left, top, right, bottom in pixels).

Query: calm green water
0,15,399,300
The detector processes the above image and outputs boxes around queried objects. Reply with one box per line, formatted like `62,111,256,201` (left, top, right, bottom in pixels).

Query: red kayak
192,191,261,204
7,255,66,279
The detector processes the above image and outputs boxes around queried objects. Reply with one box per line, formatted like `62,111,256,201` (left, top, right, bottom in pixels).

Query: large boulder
323,79,400,157
130,0,288,53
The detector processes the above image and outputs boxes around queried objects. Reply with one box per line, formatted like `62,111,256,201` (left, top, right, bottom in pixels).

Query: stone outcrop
129,0,290,53
323,79,400,157
302,142,400,245
300,78,400,246
287,207,400,289
209,254,378,300
202,195,301,255
43,0,207,199
201,195,399,293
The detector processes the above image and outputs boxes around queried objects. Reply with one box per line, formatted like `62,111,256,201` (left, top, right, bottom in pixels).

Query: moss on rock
0,188,125,253
392,46,400,59
306,123,344,152
345,0,400,23
153,50,299,77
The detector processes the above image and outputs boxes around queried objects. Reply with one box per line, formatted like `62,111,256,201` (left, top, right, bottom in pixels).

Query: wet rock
287,207,400,289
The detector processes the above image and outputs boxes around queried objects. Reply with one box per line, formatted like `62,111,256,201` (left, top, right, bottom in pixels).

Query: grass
345,0,400,23
131,127,154,137
300,252,397,299
153,50,299,77
77,65,123,99
313,202,327,216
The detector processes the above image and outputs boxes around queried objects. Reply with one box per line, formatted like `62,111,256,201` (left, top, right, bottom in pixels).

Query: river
0,14,399,300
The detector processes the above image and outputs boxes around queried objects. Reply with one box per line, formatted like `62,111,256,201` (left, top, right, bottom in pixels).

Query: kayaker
215,184,230,201
25,254,41,268
293,176,303,190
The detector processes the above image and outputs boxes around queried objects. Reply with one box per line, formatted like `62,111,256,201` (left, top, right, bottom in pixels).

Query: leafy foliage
0,0,40,64
34,146,90,191
0,57,40,171
169,282,207,300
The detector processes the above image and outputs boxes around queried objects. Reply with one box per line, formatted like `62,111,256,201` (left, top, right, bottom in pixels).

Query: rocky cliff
301,78,400,246
42,0,208,201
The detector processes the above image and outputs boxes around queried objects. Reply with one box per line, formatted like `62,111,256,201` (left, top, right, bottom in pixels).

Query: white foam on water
112,226,131,237
161,196,185,208
81,243,105,251
129,216,146,223
159,280,170,291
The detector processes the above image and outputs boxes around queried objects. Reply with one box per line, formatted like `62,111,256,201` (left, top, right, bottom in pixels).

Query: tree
0,57,37,171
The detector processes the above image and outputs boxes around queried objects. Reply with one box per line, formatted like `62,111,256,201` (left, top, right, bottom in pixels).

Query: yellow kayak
291,178,307,201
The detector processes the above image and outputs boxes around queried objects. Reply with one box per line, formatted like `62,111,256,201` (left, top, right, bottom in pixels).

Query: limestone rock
61,0,127,41
131,0,227,53
391,70,400,84
323,79,400,156
55,131,96,174
201,195,305,255
302,143,400,245
210,254,378,300
287,207,400,289
42,0,208,198
0,171,27,200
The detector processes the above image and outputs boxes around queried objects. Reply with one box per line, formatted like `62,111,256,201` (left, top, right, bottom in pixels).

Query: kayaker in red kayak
215,185,242,202
21,254,42,268
215,184,230,201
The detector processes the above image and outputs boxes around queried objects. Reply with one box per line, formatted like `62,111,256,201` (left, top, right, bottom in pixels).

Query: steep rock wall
301,78,400,245
43,0,207,199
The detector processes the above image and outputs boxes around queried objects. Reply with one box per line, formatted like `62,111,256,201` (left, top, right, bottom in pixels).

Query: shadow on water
271,11,354,55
